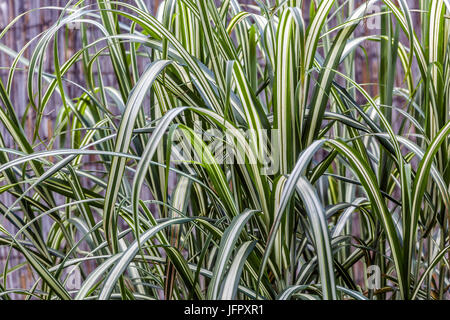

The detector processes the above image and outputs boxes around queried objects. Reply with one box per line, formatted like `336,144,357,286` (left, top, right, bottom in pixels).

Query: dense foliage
0,0,449,300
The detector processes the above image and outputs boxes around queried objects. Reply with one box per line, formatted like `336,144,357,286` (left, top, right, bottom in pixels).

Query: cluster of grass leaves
0,0,448,300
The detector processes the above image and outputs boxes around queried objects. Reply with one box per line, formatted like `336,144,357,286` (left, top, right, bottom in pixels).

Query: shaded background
0,0,420,295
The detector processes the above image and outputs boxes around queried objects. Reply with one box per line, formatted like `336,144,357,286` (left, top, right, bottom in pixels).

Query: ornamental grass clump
0,0,448,300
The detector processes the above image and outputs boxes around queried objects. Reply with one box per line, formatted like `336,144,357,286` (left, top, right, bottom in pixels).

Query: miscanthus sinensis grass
0,0,448,300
